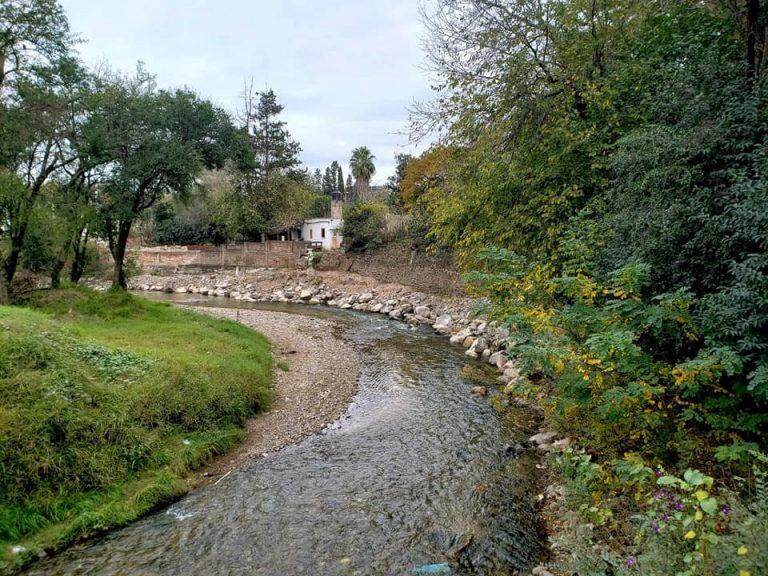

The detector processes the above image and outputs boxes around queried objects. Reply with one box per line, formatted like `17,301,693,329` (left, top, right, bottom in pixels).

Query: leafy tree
385,153,412,205
340,201,387,252
83,68,241,288
0,59,85,301
345,173,353,193
349,146,376,200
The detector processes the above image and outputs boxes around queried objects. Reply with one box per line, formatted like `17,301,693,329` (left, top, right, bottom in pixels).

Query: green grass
0,288,273,573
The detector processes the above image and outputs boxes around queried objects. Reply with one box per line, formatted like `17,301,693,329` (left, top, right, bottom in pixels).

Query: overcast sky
59,0,434,183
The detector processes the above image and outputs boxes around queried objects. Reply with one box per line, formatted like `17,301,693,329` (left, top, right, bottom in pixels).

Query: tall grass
0,288,273,572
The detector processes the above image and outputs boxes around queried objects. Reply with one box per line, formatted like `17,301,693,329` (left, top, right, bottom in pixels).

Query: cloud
60,0,434,182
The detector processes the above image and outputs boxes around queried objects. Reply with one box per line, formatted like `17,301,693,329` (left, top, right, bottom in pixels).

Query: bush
340,201,387,253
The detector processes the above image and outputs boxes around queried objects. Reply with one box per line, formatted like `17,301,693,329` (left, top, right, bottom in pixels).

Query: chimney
331,193,343,220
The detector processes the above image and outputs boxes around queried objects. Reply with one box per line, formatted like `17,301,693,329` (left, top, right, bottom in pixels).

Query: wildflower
675,501,683,511
739,571,751,576
652,523,660,534
655,469,663,478
684,530,696,540
721,505,730,516
737,546,748,556
626,556,636,568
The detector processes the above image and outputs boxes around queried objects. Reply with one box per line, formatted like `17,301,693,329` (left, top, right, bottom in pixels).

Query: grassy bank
0,288,273,572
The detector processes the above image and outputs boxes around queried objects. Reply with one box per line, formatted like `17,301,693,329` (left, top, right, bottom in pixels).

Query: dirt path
189,307,360,486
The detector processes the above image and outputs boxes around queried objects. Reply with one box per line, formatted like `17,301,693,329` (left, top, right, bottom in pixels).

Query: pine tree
322,166,335,195
243,88,301,188
312,168,323,192
337,164,345,195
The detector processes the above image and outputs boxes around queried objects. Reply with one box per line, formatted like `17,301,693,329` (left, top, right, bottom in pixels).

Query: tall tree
350,146,376,200
337,163,345,195
322,165,335,195
0,0,77,302
84,68,242,289
242,86,300,189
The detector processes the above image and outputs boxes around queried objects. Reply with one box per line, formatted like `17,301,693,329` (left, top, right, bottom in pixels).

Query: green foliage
340,201,387,253
0,289,272,567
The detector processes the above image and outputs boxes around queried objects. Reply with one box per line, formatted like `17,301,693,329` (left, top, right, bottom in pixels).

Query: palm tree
349,146,376,200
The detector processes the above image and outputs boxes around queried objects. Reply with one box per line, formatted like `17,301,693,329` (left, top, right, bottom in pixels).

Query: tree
241,86,300,189
336,162,344,194
385,153,413,206
322,166,335,195
0,0,73,96
0,0,78,302
311,168,323,192
350,146,376,200
345,173,353,193
84,68,241,289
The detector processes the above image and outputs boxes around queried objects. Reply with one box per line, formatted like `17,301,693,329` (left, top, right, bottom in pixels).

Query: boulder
369,303,383,313
358,292,374,303
529,431,559,447
434,313,452,326
471,386,488,396
462,335,476,349
449,328,472,345
299,289,313,300
415,305,431,317
488,351,505,368
174,287,187,294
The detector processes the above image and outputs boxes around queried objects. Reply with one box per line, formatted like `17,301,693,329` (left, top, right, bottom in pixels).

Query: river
28,295,542,576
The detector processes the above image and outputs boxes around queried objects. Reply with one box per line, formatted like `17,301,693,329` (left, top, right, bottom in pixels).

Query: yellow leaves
695,490,709,502
586,358,602,366
684,530,697,540
737,546,749,556
739,571,751,576
695,510,703,521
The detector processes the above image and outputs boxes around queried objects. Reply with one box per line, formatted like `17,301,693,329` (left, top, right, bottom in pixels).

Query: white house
301,198,344,250
302,217,343,250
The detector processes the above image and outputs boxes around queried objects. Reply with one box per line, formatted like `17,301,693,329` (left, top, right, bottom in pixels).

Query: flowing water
29,296,542,576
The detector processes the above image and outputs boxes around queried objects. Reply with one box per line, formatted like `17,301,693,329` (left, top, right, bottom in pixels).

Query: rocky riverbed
86,267,571,574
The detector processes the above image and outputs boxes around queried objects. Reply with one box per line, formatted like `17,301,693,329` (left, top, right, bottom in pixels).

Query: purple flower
721,505,730,516
655,469,663,478
652,523,660,534
675,501,683,511
626,556,636,568
662,513,670,521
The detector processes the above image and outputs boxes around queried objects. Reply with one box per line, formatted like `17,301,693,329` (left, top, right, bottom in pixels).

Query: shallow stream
29,295,541,576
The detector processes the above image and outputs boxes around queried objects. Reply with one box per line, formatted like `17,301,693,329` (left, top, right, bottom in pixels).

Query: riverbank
0,289,273,574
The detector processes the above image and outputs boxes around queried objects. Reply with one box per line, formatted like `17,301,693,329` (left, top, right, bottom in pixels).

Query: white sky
59,0,434,183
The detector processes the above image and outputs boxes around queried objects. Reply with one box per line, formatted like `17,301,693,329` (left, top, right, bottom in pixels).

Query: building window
309,229,313,239
321,228,326,239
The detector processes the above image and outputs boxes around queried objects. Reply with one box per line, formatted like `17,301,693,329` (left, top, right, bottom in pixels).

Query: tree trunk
747,0,759,78
50,259,66,289
111,220,132,290
70,228,90,284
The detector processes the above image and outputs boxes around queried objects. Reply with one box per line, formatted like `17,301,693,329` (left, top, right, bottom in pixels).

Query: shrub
340,201,387,253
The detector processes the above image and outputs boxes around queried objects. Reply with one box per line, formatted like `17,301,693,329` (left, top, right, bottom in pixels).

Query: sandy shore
189,307,361,486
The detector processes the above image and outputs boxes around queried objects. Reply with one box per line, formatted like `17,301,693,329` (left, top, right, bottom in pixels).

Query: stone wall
136,241,313,273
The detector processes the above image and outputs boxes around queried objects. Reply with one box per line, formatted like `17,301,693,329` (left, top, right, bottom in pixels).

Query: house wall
301,219,343,250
